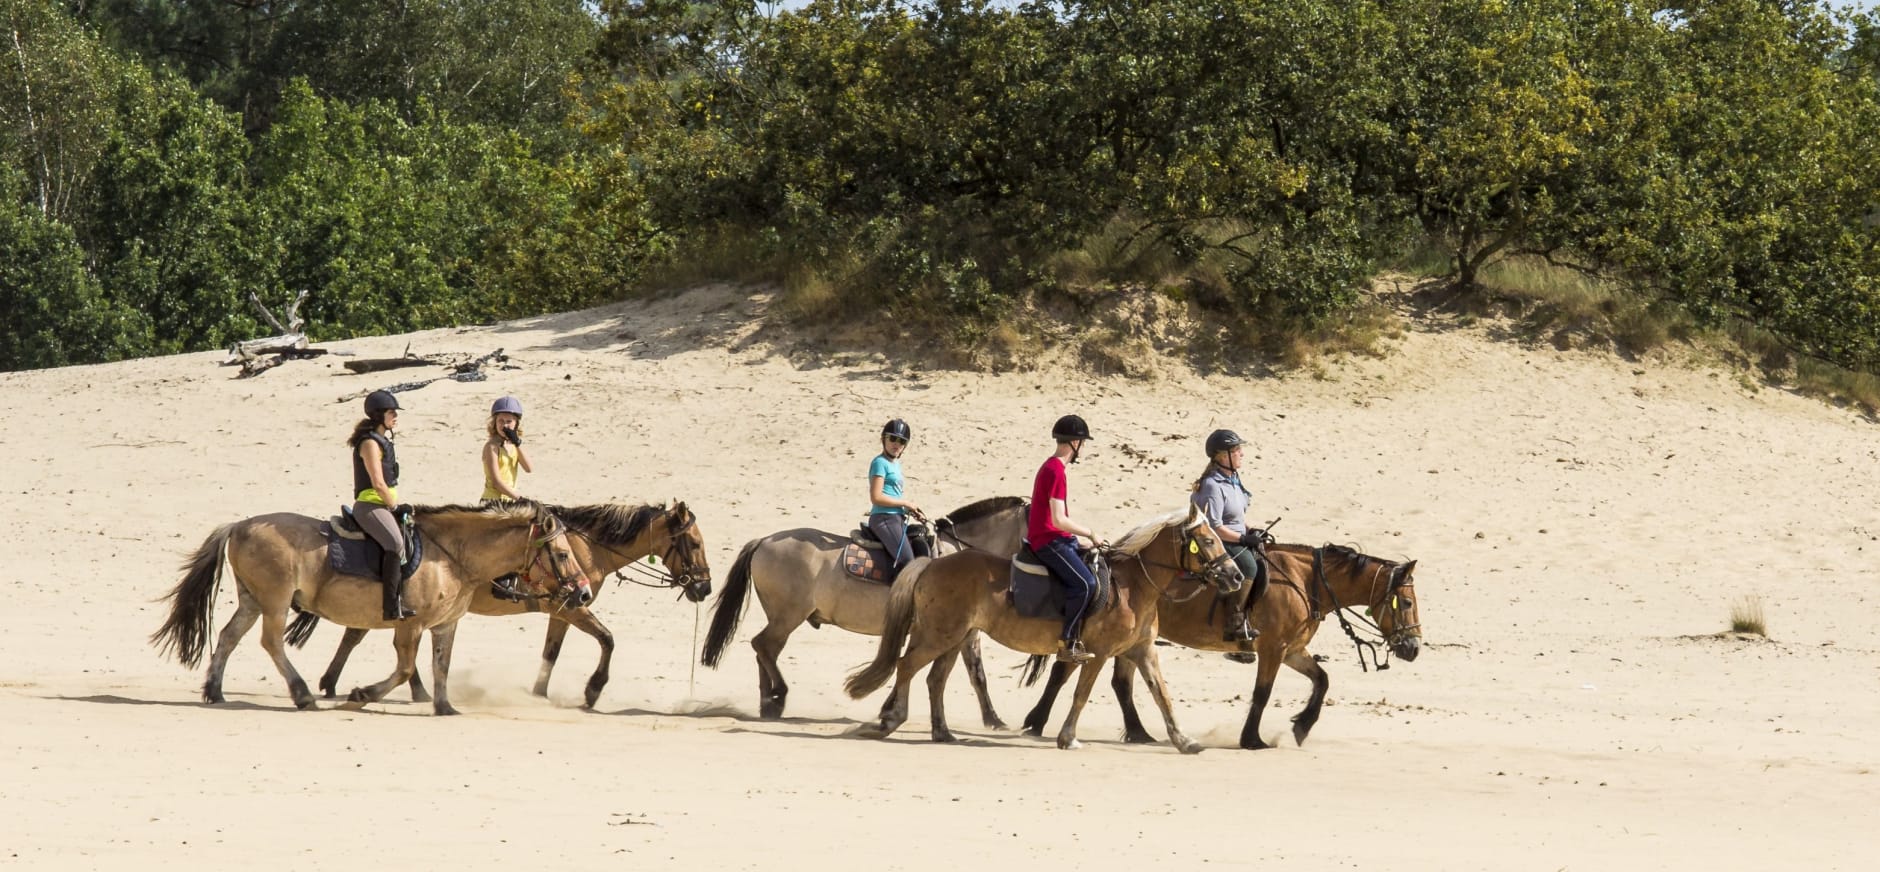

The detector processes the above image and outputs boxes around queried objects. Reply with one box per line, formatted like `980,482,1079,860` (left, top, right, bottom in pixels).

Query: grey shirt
1191,467,1250,536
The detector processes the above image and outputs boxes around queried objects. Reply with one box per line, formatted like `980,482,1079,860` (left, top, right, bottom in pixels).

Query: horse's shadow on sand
54,693,432,716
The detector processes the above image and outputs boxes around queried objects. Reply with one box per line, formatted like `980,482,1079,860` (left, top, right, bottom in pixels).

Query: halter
1305,546,1419,672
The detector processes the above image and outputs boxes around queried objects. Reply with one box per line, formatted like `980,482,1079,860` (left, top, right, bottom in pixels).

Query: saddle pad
321,522,424,582
841,541,893,585
1007,551,1114,620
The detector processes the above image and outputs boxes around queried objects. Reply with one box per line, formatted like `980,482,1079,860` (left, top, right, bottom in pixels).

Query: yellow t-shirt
481,442,521,501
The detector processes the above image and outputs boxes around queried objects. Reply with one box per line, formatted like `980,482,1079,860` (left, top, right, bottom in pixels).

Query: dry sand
2,284,1874,870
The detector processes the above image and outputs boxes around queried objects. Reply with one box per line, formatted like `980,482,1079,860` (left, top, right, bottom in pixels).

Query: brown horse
288,500,712,709
844,505,1243,753
151,502,598,715
699,497,1030,723
1019,542,1422,749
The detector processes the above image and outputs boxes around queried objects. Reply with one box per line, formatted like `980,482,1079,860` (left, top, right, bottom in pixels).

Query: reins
565,510,706,600
1306,547,1414,673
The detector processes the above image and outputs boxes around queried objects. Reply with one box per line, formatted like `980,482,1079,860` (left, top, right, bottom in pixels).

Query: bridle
571,508,712,602
505,513,593,610
1303,546,1419,672
1114,518,1244,602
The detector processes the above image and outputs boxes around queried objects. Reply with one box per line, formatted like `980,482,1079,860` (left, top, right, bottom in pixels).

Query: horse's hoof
1178,740,1204,755
1123,732,1158,745
1239,738,1269,750
202,690,224,705
346,687,373,704
318,680,337,698
1021,723,1044,738
294,696,318,711
932,731,958,744
434,705,460,716
982,718,1009,731
1057,737,1082,750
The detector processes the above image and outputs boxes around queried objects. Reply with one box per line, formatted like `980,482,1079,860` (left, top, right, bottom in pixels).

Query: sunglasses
886,435,908,446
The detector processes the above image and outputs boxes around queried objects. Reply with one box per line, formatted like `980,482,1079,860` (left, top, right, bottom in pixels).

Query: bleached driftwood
335,348,508,402
225,290,314,365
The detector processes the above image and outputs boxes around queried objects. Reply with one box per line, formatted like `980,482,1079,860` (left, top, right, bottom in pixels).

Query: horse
844,504,1244,753
151,501,600,715
699,496,1030,724
1018,542,1422,749
286,500,712,709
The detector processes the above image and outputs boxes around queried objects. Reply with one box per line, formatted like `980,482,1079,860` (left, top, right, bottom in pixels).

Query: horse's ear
1400,560,1417,579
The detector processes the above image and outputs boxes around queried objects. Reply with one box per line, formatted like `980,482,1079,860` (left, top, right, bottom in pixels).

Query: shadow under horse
1020,542,1422,749
286,500,712,709
844,505,1243,753
698,496,1030,723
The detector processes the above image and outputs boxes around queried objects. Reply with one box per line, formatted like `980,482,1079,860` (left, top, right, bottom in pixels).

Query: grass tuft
1729,594,1767,637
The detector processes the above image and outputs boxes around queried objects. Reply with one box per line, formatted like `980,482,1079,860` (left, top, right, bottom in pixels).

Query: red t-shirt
1027,456,1071,550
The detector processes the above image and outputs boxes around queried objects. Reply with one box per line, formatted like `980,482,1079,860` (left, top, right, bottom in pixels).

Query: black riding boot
380,551,415,620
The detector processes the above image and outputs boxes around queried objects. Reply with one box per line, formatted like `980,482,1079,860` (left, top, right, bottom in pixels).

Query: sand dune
2,283,1873,870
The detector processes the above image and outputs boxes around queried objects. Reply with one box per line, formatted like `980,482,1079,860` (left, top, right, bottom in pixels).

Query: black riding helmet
1205,428,1245,457
1052,414,1090,442
882,418,912,441
364,389,401,421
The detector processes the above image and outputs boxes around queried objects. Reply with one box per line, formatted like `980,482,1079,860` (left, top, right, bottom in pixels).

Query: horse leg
345,623,421,709
1022,661,1072,737
1109,657,1157,744
552,608,614,710
256,607,316,710
870,635,951,739
1285,650,1331,746
1053,661,1108,750
532,615,573,698
1238,640,1287,750
1122,644,1202,754
428,622,461,716
202,588,262,704
750,614,801,719
926,647,962,743
317,627,368,700
961,631,1007,730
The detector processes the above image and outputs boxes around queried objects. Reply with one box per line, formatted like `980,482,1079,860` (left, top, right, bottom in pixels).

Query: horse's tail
284,607,321,648
1019,654,1051,687
150,523,235,669
700,538,762,668
844,558,923,699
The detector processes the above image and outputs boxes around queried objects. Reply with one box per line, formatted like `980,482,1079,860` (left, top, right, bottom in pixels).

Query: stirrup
490,573,525,602
1223,621,1259,643
1056,640,1095,664
1223,652,1257,665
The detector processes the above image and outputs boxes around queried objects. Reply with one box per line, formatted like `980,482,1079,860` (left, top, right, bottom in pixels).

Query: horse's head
934,496,1029,555
659,501,713,603
1370,559,1421,662
1176,504,1243,593
524,513,594,609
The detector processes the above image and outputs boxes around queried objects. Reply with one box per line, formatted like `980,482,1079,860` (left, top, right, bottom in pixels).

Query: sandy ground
2,284,1875,871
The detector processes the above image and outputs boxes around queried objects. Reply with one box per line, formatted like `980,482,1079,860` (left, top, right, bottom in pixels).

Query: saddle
1007,544,1112,620
321,506,423,582
840,520,934,585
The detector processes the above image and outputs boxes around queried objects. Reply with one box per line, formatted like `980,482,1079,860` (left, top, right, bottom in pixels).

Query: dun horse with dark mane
290,500,712,709
151,500,707,714
845,505,1242,752
1020,542,1422,749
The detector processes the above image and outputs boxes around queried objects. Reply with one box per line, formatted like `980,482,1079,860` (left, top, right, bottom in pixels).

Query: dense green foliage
3,0,1880,372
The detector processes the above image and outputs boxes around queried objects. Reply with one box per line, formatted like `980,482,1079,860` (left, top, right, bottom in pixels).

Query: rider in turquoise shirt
868,419,928,576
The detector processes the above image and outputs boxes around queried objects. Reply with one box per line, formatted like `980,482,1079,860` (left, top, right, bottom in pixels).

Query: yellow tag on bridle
1188,540,1199,554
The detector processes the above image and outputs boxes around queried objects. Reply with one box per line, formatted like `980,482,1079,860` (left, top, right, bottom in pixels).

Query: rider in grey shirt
1190,429,1264,643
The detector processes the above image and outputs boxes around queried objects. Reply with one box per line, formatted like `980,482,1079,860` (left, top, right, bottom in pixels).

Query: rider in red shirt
1027,415,1108,663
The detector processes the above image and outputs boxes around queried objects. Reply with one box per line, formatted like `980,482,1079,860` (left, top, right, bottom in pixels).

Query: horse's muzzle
683,578,712,603
1392,636,1421,662
564,581,594,608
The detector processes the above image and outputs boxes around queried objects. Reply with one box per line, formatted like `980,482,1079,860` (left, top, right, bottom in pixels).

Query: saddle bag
1009,545,1063,620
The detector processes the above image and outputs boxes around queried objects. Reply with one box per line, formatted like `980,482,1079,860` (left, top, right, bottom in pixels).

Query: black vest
352,431,400,495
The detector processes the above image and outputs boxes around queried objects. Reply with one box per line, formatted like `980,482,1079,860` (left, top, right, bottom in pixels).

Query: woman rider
1191,429,1263,643
867,419,928,578
1027,415,1108,663
349,389,416,621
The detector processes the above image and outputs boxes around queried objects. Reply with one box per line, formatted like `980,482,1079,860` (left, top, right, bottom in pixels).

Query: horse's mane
555,502,667,546
1110,507,1197,558
943,496,1026,525
410,500,543,524
1322,543,1394,574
